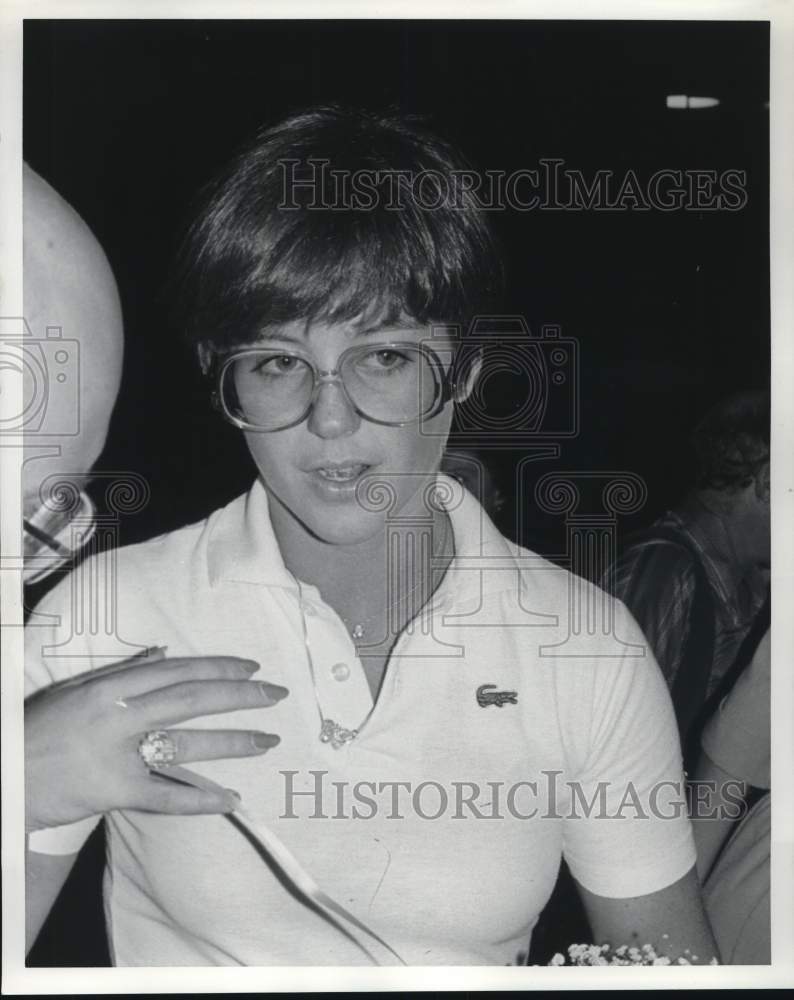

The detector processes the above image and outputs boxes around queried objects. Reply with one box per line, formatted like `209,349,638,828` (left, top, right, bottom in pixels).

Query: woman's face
238,318,459,545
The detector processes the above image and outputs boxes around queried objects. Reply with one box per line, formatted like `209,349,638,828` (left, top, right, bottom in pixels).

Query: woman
25,106,718,966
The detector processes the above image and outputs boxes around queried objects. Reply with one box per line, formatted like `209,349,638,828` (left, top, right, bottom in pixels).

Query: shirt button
331,662,351,682
301,600,317,616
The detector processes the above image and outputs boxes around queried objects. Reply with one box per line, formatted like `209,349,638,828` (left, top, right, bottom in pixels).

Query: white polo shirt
26,476,695,966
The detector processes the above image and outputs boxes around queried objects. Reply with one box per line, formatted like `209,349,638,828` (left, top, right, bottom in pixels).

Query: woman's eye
253,355,301,376
360,349,411,372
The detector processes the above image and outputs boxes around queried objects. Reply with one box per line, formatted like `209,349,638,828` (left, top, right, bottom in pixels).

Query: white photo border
2,0,792,992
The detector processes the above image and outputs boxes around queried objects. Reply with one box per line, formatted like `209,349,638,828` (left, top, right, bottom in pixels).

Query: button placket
303,606,373,727
257,588,327,745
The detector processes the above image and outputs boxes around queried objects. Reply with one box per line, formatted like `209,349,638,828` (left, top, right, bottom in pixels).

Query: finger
50,647,167,689
104,656,262,700
156,728,280,764
135,772,241,816
126,679,288,725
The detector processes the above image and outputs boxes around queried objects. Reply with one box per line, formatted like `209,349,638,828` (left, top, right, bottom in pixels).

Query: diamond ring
137,729,178,770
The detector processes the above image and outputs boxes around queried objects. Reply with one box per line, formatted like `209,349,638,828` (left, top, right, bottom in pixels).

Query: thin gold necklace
290,574,363,748
290,509,453,749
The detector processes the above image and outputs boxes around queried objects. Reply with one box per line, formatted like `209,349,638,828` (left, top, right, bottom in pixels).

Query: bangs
174,106,502,356
246,200,492,337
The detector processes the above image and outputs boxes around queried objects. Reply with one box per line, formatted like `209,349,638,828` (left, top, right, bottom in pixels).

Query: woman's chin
265,469,441,549
306,518,388,548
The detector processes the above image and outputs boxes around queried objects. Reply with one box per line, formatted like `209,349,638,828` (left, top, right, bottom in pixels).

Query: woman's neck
266,486,453,620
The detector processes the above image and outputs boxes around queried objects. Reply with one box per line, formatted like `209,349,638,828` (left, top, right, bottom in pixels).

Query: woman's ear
453,348,483,404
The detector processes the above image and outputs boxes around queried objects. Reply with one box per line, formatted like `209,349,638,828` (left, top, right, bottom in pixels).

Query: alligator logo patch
476,684,518,708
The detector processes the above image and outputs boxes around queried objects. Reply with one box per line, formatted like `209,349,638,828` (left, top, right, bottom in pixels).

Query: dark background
24,18,769,966
24,19,769,550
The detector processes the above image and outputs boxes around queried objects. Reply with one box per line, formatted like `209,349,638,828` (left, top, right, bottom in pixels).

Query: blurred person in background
603,389,770,761
691,628,770,964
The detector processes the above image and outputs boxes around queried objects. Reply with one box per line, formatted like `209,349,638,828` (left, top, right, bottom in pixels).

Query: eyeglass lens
223,346,441,429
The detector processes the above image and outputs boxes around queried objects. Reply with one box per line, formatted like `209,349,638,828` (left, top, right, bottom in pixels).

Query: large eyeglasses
213,341,455,431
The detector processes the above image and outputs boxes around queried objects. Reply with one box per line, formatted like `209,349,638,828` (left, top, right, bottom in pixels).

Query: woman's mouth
307,462,374,500
313,463,370,482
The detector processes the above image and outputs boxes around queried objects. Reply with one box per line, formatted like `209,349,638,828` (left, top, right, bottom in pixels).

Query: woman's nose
307,379,361,438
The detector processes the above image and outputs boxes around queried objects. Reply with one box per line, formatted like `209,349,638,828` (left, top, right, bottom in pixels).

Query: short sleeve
562,600,697,898
701,629,770,789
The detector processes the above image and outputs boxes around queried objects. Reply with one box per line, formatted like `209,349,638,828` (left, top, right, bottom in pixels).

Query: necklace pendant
320,718,359,749
351,623,365,640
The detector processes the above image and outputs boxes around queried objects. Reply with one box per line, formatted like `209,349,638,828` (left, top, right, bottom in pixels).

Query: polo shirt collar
207,480,296,588
207,473,518,606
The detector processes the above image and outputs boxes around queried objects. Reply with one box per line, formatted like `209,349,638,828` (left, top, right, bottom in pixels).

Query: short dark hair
691,388,770,492
172,105,502,360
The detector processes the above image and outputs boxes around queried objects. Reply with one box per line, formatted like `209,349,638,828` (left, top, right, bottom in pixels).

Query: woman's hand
25,652,287,832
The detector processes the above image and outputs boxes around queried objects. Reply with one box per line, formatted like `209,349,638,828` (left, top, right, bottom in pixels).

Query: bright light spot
666,95,721,110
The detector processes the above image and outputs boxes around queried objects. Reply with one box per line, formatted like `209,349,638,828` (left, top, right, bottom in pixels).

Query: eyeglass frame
209,340,464,432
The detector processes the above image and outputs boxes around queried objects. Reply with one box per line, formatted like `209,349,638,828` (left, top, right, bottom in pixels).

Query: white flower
546,940,716,966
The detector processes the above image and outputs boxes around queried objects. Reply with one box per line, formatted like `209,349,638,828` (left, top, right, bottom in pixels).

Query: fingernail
240,660,260,674
223,788,242,811
251,732,280,750
259,682,289,703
